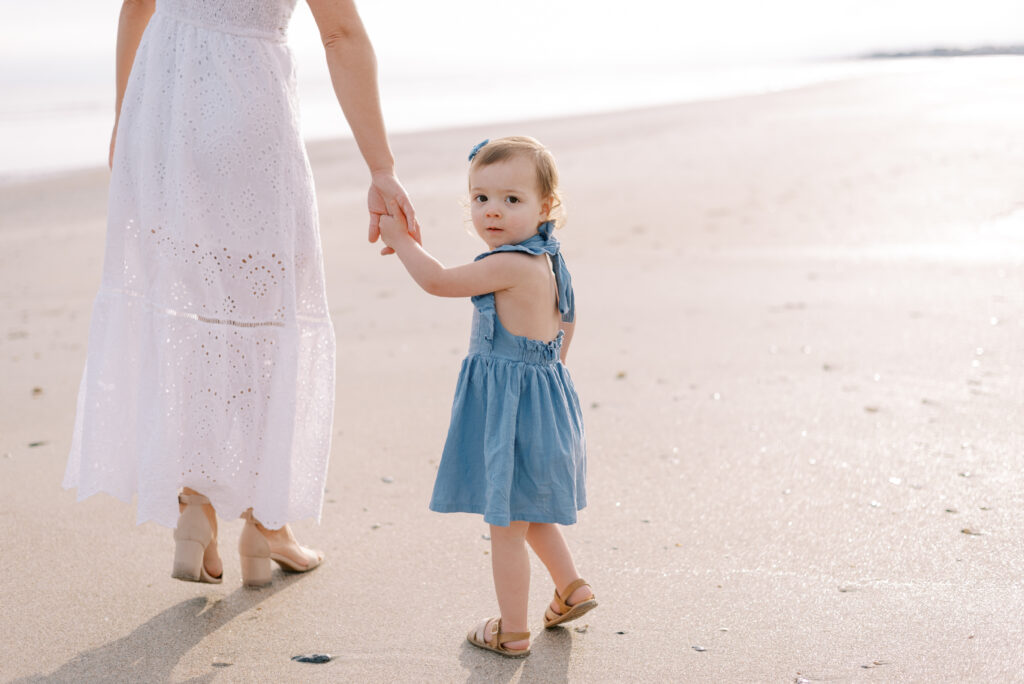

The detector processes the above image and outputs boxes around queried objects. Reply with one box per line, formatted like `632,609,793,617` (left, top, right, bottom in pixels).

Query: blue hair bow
468,139,489,161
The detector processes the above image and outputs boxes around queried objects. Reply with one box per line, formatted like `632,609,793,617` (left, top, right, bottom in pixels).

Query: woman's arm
110,0,155,168
305,0,418,248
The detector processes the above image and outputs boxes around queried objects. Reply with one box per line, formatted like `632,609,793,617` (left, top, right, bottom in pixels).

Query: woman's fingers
401,199,421,243
367,184,387,243
369,172,418,248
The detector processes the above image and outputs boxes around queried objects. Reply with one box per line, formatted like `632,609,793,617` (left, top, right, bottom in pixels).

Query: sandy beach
2,56,1023,682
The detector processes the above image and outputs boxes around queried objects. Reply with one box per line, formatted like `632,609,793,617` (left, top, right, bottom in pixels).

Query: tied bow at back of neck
535,221,575,324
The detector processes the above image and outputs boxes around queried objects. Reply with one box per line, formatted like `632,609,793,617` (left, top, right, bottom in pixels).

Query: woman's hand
377,199,409,250
368,171,419,255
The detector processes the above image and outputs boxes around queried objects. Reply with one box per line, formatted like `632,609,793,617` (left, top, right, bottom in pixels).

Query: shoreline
8,54,1020,185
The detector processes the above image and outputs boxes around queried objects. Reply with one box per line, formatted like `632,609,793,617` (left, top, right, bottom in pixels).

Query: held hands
377,199,410,251
368,171,420,255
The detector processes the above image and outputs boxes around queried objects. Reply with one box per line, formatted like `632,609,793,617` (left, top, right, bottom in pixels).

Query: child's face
469,155,551,250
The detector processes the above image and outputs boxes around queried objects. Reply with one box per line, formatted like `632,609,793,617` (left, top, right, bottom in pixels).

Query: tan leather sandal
466,618,531,658
543,578,597,628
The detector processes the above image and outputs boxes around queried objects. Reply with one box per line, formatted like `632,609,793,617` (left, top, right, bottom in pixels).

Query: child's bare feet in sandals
467,617,531,658
544,578,597,628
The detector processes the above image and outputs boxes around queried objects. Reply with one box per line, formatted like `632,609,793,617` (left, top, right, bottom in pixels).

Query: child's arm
559,320,575,364
379,203,528,298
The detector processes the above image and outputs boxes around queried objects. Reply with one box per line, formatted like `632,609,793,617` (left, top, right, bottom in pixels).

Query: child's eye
474,194,487,203
505,196,520,204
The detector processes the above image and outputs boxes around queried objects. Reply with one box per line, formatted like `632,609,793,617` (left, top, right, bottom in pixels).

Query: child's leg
489,521,531,649
525,523,594,608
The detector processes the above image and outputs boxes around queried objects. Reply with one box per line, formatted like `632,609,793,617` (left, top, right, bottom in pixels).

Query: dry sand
2,56,1023,682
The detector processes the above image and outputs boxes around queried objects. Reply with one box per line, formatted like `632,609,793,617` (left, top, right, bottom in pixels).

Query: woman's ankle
179,489,218,537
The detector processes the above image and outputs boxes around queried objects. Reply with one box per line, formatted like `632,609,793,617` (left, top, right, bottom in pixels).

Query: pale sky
4,0,1022,72
2,0,1021,177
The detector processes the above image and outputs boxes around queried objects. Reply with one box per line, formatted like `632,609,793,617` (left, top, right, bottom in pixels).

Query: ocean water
0,56,941,183
2,0,1020,182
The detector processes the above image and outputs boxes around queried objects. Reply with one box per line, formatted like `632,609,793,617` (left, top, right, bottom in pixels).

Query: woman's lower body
63,12,335,584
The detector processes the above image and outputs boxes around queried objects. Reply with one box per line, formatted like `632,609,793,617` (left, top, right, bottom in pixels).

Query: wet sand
2,56,1024,682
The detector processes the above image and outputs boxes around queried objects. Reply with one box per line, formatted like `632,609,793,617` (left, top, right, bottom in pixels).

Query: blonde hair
468,136,565,228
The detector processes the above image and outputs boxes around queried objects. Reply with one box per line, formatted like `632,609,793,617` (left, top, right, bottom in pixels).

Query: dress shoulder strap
473,221,575,323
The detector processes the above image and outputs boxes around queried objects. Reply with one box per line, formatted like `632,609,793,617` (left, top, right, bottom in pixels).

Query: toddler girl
378,136,596,658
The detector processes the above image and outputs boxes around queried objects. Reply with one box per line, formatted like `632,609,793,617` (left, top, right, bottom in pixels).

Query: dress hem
429,502,584,527
62,481,324,530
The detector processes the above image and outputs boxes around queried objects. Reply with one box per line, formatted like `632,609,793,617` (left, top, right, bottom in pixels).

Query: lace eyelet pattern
64,0,335,530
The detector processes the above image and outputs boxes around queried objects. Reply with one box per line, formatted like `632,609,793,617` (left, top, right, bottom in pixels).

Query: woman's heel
172,493,222,584
172,539,206,581
239,510,272,587
239,553,272,587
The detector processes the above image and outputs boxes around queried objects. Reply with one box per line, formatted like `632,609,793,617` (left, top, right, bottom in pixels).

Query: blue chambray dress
429,222,587,527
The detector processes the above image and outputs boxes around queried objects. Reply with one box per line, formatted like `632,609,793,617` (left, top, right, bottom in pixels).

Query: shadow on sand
13,574,303,684
459,624,573,684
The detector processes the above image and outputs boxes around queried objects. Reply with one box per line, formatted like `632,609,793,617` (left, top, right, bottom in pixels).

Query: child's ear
540,196,553,219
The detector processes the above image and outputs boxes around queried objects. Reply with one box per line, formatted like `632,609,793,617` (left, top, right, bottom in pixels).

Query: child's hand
378,200,410,250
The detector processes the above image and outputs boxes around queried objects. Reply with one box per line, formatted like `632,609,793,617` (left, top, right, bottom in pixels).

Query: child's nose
485,205,501,217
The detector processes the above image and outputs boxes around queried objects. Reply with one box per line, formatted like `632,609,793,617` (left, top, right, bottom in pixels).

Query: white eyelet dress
63,0,335,530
